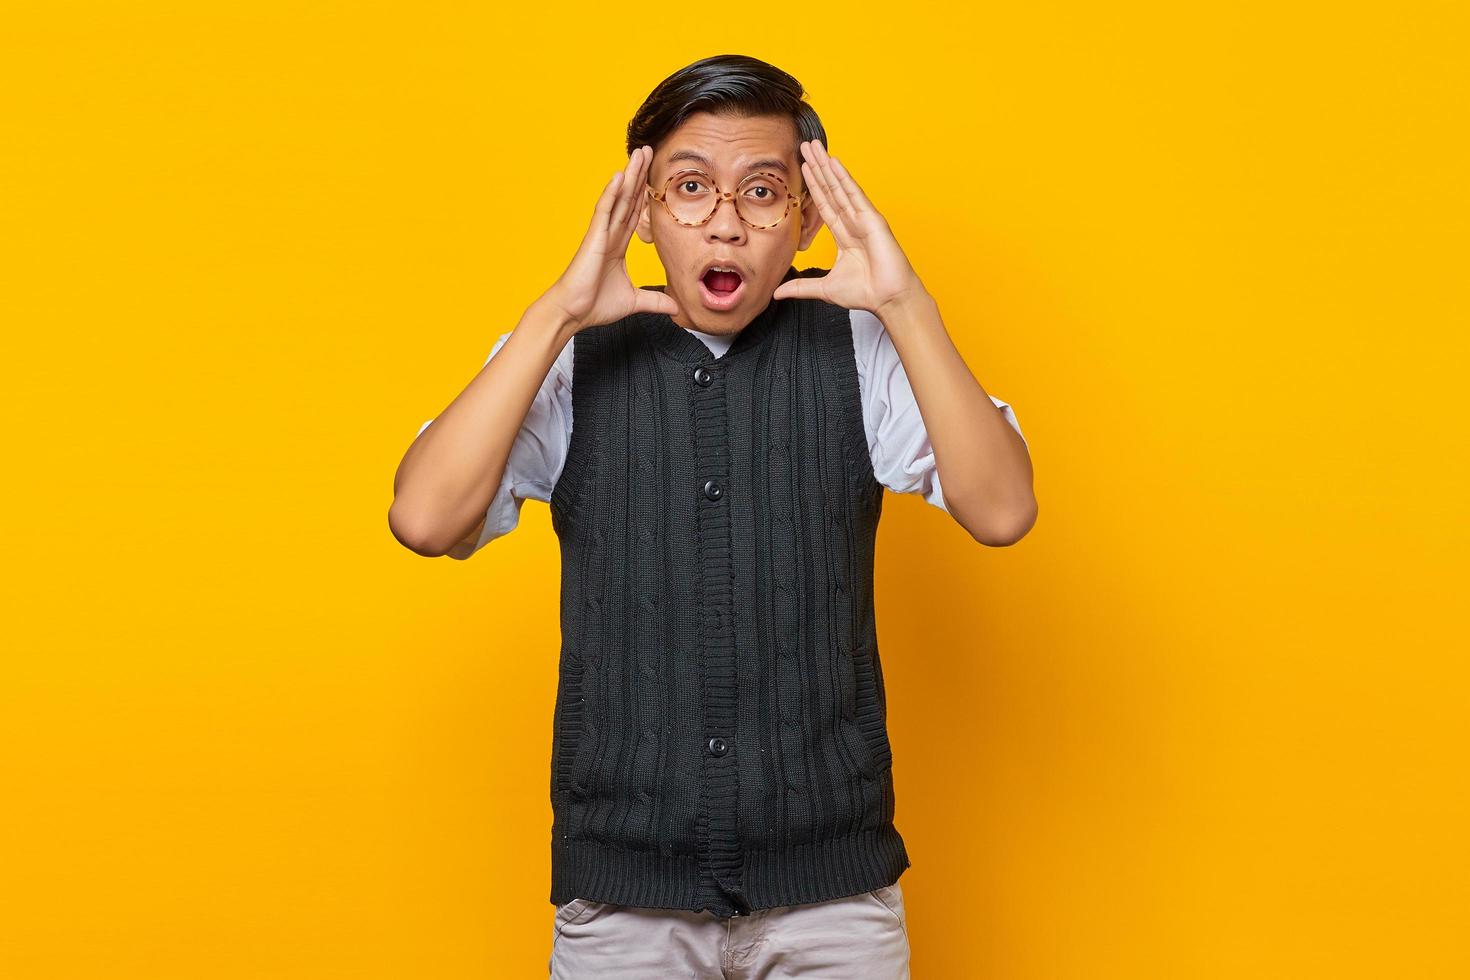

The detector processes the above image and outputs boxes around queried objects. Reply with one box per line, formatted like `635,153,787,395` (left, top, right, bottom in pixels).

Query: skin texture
776,137,1038,545
633,112,824,336
389,112,1036,557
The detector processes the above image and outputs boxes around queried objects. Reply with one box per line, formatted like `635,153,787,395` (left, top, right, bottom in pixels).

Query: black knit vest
546,266,910,918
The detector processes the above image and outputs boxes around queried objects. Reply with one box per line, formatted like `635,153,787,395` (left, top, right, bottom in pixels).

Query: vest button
707,736,729,756
693,365,713,387
702,479,724,501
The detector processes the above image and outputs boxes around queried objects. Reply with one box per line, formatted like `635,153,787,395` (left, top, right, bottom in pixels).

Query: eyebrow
665,149,790,176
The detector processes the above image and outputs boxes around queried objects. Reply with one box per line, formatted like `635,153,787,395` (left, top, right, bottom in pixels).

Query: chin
675,279,768,335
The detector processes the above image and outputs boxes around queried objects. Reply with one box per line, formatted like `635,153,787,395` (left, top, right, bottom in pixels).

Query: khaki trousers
549,881,910,979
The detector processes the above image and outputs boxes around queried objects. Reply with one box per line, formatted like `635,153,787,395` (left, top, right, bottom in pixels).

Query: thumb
632,286,682,317
772,279,821,302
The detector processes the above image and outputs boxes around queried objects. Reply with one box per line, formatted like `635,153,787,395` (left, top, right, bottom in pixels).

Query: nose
705,195,746,243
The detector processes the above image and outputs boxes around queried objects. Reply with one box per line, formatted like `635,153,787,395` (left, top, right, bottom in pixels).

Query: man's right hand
541,145,683,332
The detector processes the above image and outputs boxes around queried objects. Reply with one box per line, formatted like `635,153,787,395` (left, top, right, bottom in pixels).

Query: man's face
635,111,825,335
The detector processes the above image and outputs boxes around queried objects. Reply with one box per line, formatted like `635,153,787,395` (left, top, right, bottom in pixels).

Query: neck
671,313,754,337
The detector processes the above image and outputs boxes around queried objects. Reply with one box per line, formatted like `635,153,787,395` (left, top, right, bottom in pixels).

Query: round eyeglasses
646,169,806,230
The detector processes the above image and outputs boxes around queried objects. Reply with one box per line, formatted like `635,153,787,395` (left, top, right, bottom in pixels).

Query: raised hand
544,145,683,331
772,140,927,318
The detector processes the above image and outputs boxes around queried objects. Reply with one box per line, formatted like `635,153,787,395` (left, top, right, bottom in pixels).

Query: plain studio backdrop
2,2,1466,978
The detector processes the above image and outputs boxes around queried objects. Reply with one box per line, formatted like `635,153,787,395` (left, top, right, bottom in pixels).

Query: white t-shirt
419,308,1026,559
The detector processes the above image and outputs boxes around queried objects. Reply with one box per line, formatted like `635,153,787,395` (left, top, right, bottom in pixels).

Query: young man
391,55,1035,978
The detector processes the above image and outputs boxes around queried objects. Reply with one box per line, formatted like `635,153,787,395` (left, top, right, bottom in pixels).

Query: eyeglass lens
663,171,791,225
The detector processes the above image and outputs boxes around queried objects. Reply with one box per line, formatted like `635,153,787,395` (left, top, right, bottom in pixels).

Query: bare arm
388,143,681,557
773,138,1036,546
875,290,1036,546
389,300,576,557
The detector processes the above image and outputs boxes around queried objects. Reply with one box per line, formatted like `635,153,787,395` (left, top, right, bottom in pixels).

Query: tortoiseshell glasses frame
645,168,808,230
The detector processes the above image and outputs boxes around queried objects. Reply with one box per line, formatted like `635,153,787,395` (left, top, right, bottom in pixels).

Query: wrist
527,287,584,343
874,283,936,327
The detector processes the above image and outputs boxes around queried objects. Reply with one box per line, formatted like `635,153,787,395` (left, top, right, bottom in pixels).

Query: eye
741,177,782,201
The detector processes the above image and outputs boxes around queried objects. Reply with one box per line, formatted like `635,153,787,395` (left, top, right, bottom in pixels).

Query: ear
635,187,654,244
795,191,824,251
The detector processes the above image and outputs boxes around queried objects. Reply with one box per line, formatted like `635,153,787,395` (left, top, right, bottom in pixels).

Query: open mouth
698,266,746,311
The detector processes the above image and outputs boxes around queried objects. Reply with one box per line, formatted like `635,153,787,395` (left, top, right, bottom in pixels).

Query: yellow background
4,2,1466,977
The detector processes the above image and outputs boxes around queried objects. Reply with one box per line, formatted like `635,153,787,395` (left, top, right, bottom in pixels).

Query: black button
707,736,728,756
702,479,724,501
693,366,713,387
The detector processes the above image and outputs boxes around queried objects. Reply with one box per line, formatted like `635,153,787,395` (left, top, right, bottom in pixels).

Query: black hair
626,54,827,162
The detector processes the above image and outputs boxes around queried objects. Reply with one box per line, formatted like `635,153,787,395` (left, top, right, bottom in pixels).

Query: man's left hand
772,139,929,319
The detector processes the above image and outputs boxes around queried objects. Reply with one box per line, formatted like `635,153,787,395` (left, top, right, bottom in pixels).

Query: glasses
646,169,806,230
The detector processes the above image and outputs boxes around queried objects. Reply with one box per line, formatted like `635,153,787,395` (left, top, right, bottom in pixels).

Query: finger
612,145,649,231
800,141,851,241
808,140,859,222
618,146,652,240
772,277,822,302
802,157,849,246
607,146,646,233
618,146,653,243
632,285,681,317
827,154,874,215
585,170,625,247
592,170,623,229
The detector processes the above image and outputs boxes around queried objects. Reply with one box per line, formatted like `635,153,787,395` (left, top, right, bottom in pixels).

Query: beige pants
549,882,911,979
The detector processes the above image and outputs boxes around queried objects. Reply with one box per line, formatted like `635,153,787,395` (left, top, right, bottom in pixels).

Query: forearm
389,293,577,556
876,289,1036,545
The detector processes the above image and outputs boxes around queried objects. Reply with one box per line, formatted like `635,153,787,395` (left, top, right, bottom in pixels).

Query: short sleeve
850,309,1027,514
416,330,573,558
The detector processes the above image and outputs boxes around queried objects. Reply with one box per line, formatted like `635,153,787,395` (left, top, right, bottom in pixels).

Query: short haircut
626,54,828,164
